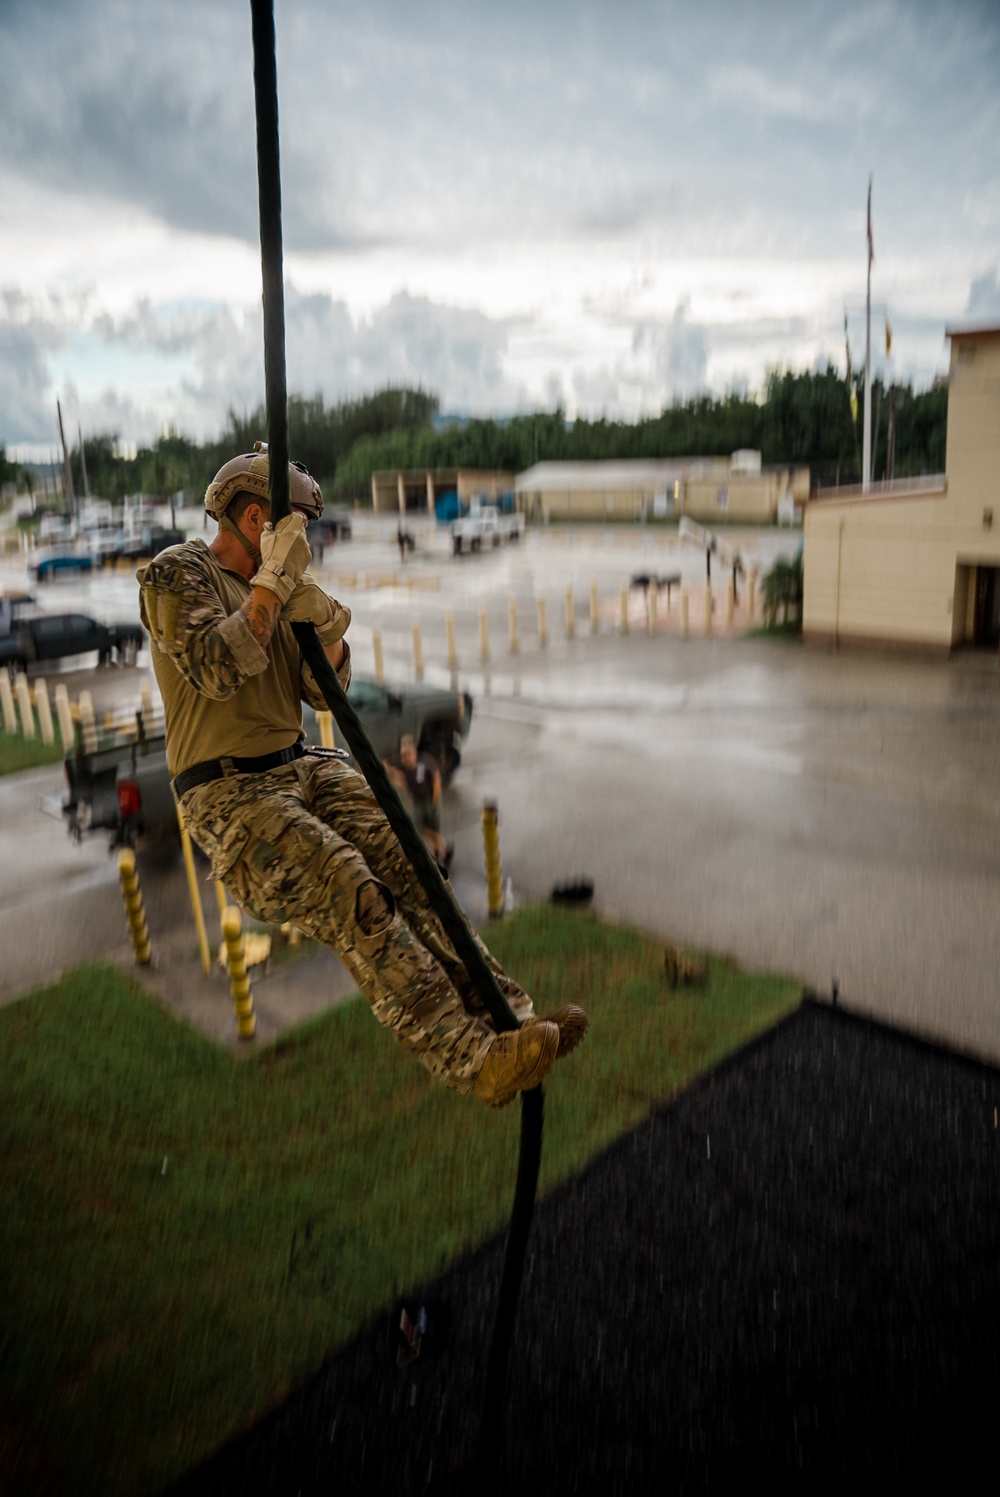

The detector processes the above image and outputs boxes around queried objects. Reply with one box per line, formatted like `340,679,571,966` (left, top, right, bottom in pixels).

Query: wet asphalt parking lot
2,517,998,1062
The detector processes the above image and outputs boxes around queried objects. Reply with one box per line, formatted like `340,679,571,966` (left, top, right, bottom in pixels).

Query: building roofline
945,322,1000,340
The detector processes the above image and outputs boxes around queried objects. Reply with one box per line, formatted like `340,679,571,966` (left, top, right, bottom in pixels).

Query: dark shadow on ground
171,1002,1000,1494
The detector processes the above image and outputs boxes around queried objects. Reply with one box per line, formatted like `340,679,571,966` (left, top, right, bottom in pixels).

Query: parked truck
450,501,525,555
60,676,474,847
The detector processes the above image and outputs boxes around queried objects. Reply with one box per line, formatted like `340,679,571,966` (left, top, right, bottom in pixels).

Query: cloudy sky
2,0,998,456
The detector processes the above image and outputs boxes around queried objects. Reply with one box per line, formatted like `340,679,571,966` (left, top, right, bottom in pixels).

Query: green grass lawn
0,727,64,776
0,907,800,1496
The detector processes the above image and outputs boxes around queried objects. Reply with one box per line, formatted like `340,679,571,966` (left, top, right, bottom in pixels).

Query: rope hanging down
248,0,545,1448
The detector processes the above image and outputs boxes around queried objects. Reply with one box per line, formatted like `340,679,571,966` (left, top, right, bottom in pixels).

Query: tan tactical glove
251,513,312,606
280,574,352,645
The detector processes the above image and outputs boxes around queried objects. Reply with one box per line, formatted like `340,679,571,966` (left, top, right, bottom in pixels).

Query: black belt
172,740,305,798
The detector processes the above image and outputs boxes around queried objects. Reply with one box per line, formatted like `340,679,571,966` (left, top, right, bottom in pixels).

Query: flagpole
862,174,873,493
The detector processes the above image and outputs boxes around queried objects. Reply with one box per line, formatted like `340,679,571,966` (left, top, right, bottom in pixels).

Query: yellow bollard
117,847,152,965
537,596,548,647
620,582,629,635
221,905,256,1040
565,584,575,639
34,679,55,745
479,605,490,663
590,580,600,634
747,567,757,618
726,576,735,627
79,690,98,752
317,710,335,748
53,683,74,746
481,800,504,920
215,880,229,923
177,804,212,976
647,581,658,636
508,596,519,654
0,674,16,734
412,618,424,680
681,587,690,639
14,674,34,738
372,627,385,684
704,583,713,634
446,610,458,671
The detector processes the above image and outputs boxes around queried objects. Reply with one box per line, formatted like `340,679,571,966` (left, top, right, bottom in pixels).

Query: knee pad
355,878,395,938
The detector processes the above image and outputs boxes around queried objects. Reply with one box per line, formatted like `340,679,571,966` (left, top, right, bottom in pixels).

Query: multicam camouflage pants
181,754,534,1093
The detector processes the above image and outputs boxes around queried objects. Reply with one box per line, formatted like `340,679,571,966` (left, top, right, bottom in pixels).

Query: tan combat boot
522,1004,590,1058
473,1021,560,1108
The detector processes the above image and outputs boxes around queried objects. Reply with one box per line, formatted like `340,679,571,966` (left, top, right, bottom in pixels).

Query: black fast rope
249,0,544,1460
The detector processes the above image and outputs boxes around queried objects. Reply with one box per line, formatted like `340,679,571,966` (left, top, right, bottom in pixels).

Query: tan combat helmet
205,440,323,522
204,441,323,564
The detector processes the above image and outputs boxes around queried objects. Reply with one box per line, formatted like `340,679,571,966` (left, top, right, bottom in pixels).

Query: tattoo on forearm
240,594,279,650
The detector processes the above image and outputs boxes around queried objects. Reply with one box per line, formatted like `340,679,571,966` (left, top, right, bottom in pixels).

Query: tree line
6,368,947,511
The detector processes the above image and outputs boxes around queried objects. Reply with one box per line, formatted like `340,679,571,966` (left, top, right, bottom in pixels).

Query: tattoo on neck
241,594,278,650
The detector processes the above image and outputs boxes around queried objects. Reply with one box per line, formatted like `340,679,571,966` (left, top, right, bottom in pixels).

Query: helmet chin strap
220,510,263,567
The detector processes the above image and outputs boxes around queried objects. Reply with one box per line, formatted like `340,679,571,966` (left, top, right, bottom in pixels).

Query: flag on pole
885,311,893,357
867,176,874,267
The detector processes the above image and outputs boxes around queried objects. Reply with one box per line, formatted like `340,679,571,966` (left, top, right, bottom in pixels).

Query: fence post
446,609,458,671
747,567,757,618
508,597,519,654
479,605,490,663
536,596,548,648
726,576,735,627
681,587,690,639
704,583,713,634
590,580,599,634
647,581,658,636
15,674,34,738
565,584,575,639
34,678,55,744
619,582,629,634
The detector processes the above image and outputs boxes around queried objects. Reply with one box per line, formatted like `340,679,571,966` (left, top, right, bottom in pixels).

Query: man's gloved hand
251,513,312,607
280,573,352,645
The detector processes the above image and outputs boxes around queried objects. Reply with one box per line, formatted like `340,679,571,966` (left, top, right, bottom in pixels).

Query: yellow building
803,324,1000,652
514,456,808,524
371,468,514,515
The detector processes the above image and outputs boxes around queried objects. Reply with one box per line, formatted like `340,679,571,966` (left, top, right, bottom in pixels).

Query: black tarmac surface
173,1001,1000,1494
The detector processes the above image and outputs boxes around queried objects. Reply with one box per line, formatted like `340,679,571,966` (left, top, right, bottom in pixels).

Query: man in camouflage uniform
138,446,587,1105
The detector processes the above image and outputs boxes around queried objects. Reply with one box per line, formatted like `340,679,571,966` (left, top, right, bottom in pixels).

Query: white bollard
0,674,16,734
565,584,575,640
15,674,34,738
412,618,424,680
681,587,690,640
590,580,599,634
79,690,98,752
537,596,548,648
446,610,458,671
508,597,519,654
704,583,713,634
726,576,735,626
34,678,55,744
372,627,385,684
54,683,74,746
479,605,490,663
620,582,629,635
647,581,658,636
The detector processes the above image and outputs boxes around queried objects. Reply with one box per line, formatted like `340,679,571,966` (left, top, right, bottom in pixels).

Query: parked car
61,675,473,846
29,546,95,582
1,611,145,680
99,527,186,565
